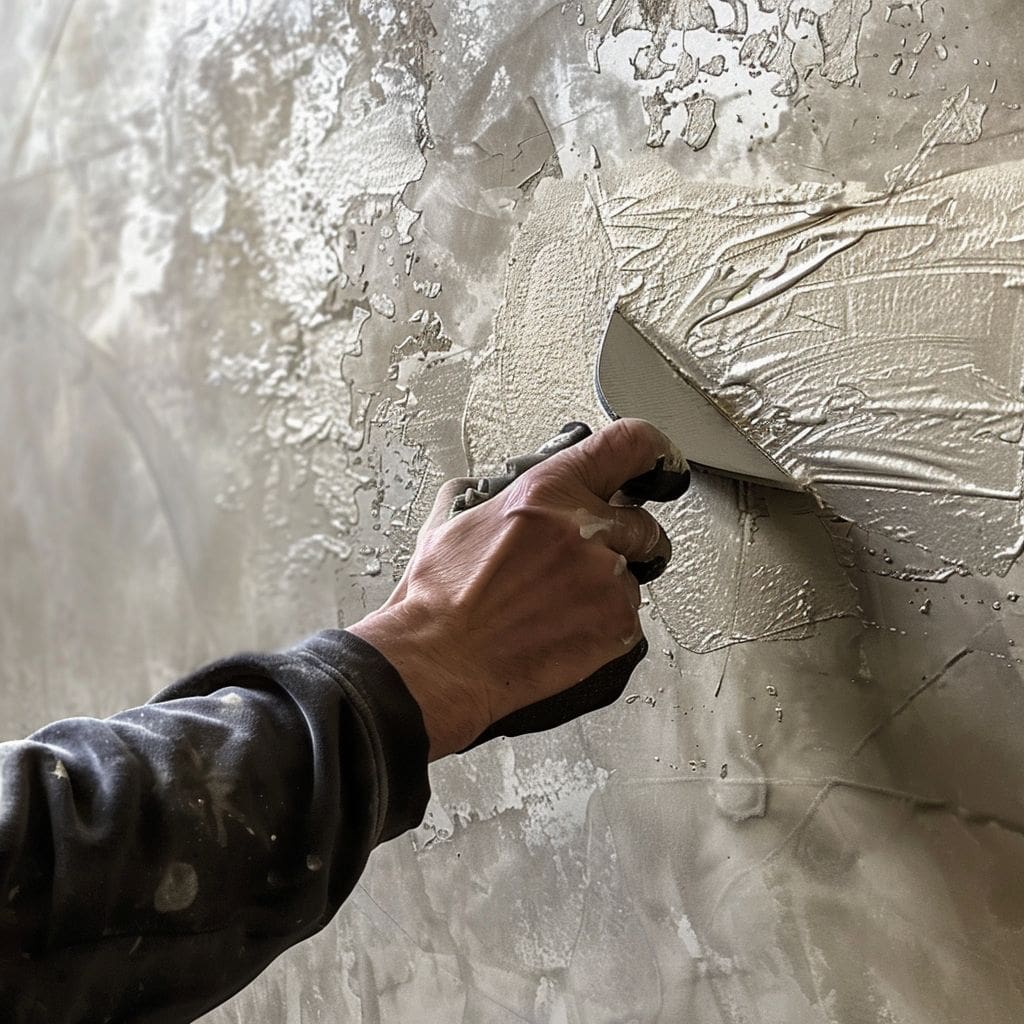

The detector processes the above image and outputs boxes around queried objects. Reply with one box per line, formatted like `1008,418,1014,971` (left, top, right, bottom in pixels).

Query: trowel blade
595,310,801,491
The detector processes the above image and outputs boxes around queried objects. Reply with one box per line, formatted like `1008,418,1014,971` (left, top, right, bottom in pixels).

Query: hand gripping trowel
596,309,802,491
454,309,796,752
454,416,687,752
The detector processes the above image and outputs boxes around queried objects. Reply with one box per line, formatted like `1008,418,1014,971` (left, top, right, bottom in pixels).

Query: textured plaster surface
2,1,1024,1021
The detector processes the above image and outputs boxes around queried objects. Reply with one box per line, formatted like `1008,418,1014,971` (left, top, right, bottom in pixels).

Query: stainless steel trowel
595,310,802,491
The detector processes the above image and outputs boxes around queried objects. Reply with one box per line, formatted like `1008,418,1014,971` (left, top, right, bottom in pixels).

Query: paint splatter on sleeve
0,630,429,1023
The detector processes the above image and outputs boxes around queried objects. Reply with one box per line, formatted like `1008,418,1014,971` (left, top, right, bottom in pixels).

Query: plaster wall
2,2,1023,1021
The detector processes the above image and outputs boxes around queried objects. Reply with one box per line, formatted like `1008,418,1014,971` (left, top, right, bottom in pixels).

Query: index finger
548,418,688,502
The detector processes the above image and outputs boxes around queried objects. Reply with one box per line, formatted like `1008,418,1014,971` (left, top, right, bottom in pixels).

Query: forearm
0,630,430,1024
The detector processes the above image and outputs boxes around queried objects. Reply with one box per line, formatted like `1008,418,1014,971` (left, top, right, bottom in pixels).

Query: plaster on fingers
576,508,615,540
576,506,668,563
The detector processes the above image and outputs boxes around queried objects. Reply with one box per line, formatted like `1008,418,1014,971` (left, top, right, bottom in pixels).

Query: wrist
349,601,488,760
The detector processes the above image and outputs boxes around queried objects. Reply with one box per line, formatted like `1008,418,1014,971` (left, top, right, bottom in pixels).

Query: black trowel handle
450,422,691,514
618,454,692,505
454,421,689,752
450,422,593,513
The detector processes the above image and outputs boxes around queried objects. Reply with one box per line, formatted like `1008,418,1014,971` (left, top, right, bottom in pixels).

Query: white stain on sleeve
154,861,198,913
52,760,68,781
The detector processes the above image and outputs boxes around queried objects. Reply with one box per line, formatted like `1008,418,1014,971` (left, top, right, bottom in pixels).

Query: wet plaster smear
3,1,1024,1022
472,157,1024,644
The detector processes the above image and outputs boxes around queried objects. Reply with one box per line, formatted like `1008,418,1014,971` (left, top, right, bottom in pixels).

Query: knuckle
501,475,575,538
504,468,556,508
434,477,475,512
530,454,584,498
607,418,657,461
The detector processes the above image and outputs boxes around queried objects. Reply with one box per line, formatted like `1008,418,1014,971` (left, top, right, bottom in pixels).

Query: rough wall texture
2,1,1024,1021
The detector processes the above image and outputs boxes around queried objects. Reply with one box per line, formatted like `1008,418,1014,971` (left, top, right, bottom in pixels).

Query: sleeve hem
298,630,431,843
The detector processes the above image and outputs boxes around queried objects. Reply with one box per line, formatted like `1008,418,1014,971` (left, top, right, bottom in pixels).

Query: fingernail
619,459,691,504
629,554,668,585
662,442,688,473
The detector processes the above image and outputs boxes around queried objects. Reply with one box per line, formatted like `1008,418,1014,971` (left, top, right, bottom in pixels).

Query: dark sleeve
0,629,430,1024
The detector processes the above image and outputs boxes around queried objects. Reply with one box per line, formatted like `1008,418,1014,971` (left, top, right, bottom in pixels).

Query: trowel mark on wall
601,157,1024,574
464,172,858,654
474,95,564,193
650,477,859,653
470,152,1024,653
921,84,988,146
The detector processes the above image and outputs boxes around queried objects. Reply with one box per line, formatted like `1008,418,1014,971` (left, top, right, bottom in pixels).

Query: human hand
349,419,688,759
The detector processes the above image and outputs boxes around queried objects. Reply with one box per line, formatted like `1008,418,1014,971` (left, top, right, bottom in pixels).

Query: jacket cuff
303,629,431,843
